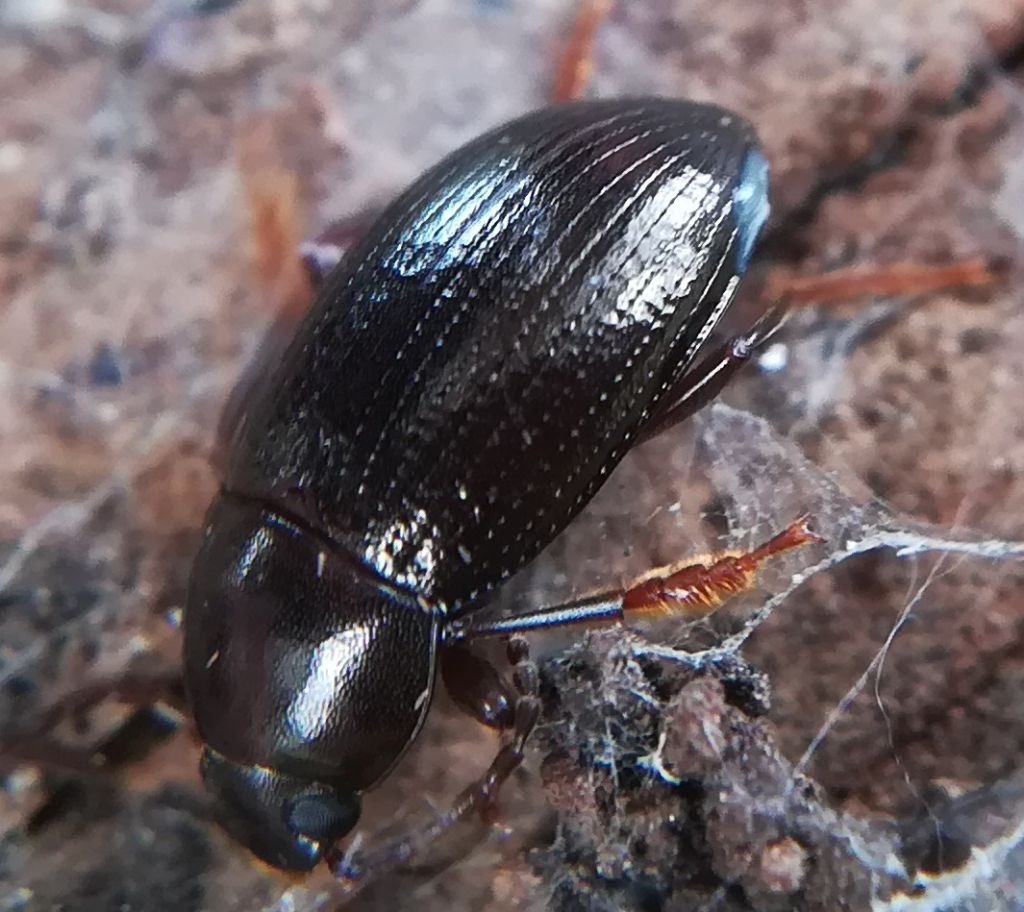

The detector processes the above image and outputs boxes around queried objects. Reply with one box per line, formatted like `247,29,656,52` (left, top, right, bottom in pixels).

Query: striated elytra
184,97,771,872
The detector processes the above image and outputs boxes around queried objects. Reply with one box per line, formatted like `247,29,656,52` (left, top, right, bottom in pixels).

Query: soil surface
2,1,1024,910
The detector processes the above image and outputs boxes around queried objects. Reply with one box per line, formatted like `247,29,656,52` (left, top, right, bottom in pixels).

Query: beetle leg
336,520,819,878
638,306,786,444
440,640,518,730
766,257,994,308
551,0,613,102
0,666,184,776
329,638,540,884
447,636,540,825
299,209,383,287
640,257,995,447
453,516,821,639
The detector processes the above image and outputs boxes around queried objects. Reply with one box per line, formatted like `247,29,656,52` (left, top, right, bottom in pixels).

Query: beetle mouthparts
200,747,360,872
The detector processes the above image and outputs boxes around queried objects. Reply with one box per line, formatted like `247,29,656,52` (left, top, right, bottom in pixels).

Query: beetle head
200,745,360,870
184,493,439,871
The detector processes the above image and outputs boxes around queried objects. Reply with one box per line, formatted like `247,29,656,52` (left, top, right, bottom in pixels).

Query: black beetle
184,97,795,876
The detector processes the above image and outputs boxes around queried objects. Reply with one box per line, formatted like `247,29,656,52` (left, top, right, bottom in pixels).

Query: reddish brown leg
327,637,540,883
235,115,315,323
640,257,995,447
619,519,820,617
220,115,376,457
767,258,995,308
551,0,614,102
326,520,818,886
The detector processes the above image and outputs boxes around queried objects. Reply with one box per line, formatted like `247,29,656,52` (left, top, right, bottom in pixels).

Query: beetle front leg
327,639,540,885
440,640,518,730
447,639,541,824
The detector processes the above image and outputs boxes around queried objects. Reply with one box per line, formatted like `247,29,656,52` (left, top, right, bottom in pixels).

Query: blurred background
1,1,1024,910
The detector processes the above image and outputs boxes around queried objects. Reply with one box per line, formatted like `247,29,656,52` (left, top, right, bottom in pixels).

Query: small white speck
316,551,327,578
458,544,472,563
758,342,789,373
522,429,533,445
206,650,220,669
457,483,468,500
6,768,41,796
413,687,431,712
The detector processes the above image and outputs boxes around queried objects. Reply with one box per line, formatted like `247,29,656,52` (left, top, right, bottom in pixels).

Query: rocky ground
2,1,1024,910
